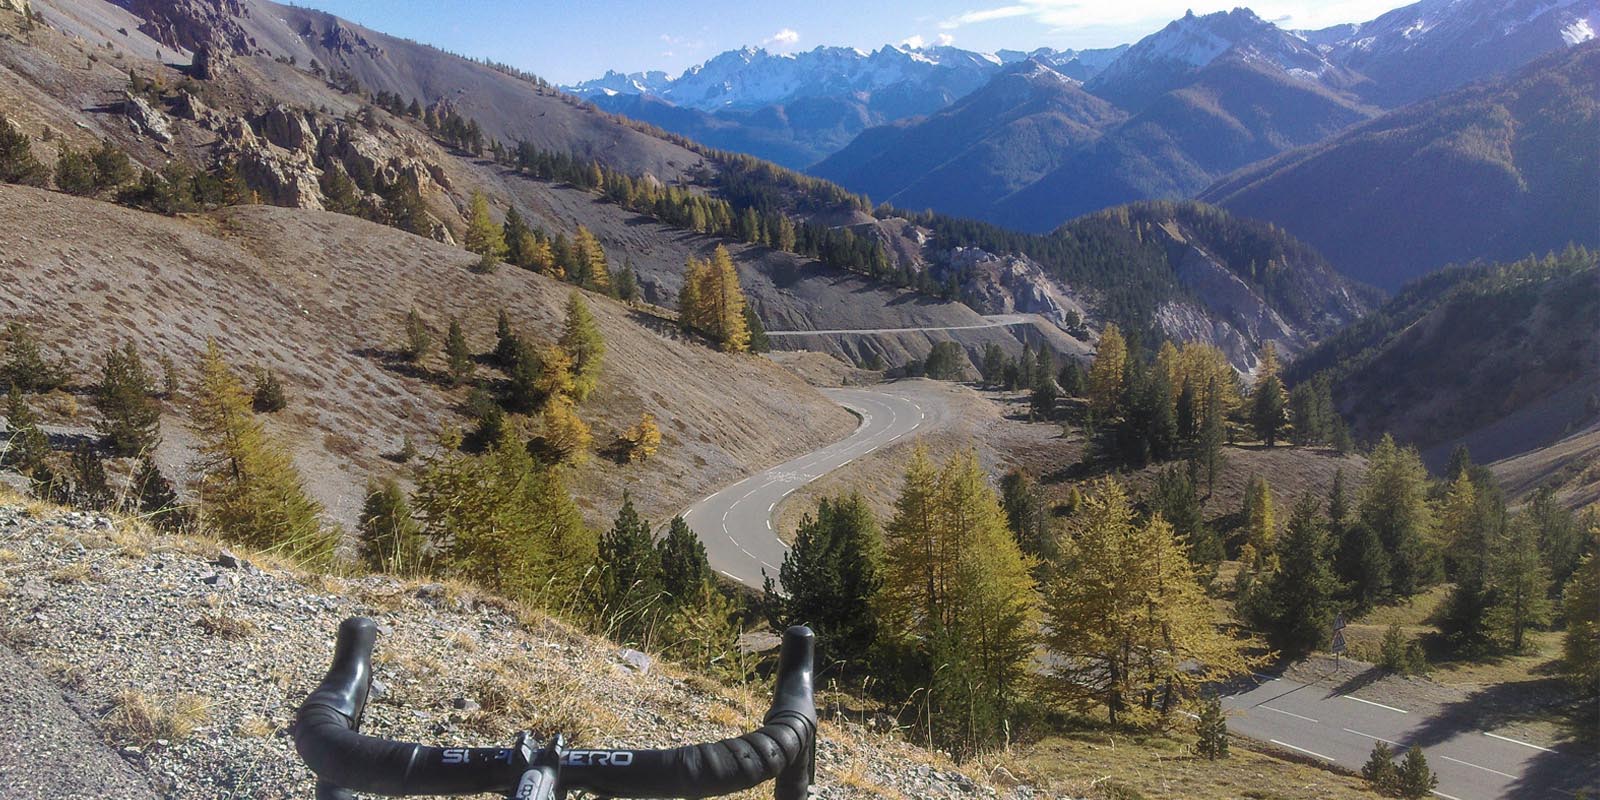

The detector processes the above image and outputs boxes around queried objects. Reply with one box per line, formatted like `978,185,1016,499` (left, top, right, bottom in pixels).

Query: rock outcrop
1,0,31,17
121,92,174,143
116,0,255,58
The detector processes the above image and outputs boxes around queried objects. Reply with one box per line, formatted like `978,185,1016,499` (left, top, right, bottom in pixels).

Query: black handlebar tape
295,617,524,795
562,626,817,799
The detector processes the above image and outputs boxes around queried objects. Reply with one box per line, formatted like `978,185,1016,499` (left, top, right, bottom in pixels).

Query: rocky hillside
0,184,854,529
0,499,1010,799
1201,41,1600,291
1286,247,1599,471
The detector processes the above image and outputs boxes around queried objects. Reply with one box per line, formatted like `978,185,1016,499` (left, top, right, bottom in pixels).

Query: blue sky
295,0,1414,85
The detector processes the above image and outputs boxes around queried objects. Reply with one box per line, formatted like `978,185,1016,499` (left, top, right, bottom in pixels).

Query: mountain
1085,8,1364,111
810,61,1127,220
1285,246,1599,473
1308,0,1600,107
1200,42,1600,290
565,43,1125,168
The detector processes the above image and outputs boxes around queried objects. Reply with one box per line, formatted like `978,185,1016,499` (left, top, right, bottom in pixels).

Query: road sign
1333,613,1347,631
1331,629,1347,655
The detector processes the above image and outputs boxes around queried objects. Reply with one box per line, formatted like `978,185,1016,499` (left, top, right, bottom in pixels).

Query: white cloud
938,33,956,46
937,0,1409,35
900,34,927,49
764,28,801,48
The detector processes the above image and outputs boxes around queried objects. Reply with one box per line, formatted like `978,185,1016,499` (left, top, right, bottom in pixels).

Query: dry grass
465,653,620,745
1017,728,1381,799
195,612,258,640
102,690,211,747
235,715,277,739
49,560,93,584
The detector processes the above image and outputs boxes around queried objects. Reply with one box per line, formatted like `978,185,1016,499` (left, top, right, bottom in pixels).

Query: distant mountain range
570,0,1597,242
1202,41,1600,291
563,43,1125,168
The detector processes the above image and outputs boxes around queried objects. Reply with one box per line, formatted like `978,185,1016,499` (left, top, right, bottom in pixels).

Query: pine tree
1362,741,1399,795
999,469,1053,561
594,492,664,644
658,516,710,609
1485,514,1551,652
572,226,611,293
1360,435,1438,596
132,456,188,530
1,322,68,393
1438,472,1499,653
188,340,334,566
1561,531,1599,694
1243,475,1277,569
702,246,749,352
415,425,594,596
1528,487,1584,590
443,317,474,387
501,207,532,267
93,343,161,457
3,386,50,480
539,396,591,464
1045,478,1256,726
613,260,640,305
979,344,1005,387
1253,493,1340,657
0,113,47,187
1087,323,1126,415
402,308,432,364
879,447,942,632
91,140,134,191
1151,466,1220,569
251,369,287,412
69,442,113,511
1193,695,1229,759
358,477,425,576
559,291,605,402
765,494,883,675
1337,521,1391,612
1251,373,1286,447
54,146,98,196
1194,376,1226,494
678,257,706,334
462,191,506,265
319,165,361,215
1395,747,1438,799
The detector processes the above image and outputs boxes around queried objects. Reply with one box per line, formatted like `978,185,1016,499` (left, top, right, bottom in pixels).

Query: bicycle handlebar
294,617,817,799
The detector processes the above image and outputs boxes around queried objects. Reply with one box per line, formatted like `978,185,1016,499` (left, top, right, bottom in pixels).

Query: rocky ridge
0,500,1025,799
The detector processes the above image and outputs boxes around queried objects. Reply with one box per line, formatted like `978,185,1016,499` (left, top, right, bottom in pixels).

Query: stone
121,93,174,143
616,648,652,674
450,696,480,713
215,549,245,569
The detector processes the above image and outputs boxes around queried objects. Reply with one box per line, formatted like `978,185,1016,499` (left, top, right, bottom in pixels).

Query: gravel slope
0,501,1021,800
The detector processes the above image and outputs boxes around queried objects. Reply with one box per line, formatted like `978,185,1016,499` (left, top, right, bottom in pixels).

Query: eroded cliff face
112,0,252,56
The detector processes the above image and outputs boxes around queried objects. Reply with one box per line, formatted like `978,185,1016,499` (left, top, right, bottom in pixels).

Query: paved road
763,314,1032,337
1223,670,1598,799
681,383,943,589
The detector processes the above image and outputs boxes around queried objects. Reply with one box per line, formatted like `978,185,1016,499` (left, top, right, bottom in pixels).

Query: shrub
1193,694,1229,759
251,369,287,412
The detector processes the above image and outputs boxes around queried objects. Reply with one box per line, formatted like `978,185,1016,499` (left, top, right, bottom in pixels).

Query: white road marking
1252,672,1280,682
1342,728,1402,746
1178,711,1200,720
766,519,773,530
717,570,740,580
767,501,776,513
1345,695,1408,714
1260,705,1318,723
1271,739,1334,762
1431,791,1466,800
1483,732,1554,752
1440,755,1517,779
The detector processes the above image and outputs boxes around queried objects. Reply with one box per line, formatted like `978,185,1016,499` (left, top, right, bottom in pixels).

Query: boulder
235,147,324,211
121,93,173,143
172,91,211,122
259,104,314,153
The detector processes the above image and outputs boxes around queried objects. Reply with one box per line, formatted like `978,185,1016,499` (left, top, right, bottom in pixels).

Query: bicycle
295,617,817,800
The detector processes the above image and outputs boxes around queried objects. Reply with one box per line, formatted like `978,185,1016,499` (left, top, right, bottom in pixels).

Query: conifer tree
132,456,188,530
594,492,664,644
539,396,591,464
765,494,883,675
1251,369,1286,447
188,340,334,566
1395,748,1438,799
1193,695,1229,759
501,207,532,267
0,113,46,187
1,322,67,393
319,164,361,215
879,447,942,631
678,257,707,333
999,469,1053,561
534,344,575,403
443,317,474,387
559,291,605,402
621,412,661,462
658,516,710,609
3,386,50,480
402,308,432,363
1485,515,1551,652
251,369,287,412
462,191,506,265
91,140,134,191
69,442,113,511
1528,487,1584,591
1243,475,1277,569
415,425,594,596
700,246,750,352
979,344,1005,387
1561,530,1599,694
54,146,98,196
1087,323,1126,415
1194,375,1226,493
1151,466,1220,569
1360,435,1438,596
1045,478,1256,725
1362,742,1399,795
1438,472,1499,652
358,477,425,576
1337,521,1391,612
572,226,611,293
1252,493,1340,657
93,343,161,457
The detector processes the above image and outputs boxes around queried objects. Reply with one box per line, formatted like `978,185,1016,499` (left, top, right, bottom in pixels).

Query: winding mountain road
681,382,946,589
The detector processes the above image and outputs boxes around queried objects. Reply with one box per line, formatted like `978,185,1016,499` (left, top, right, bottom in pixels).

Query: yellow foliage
622,412,661,463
